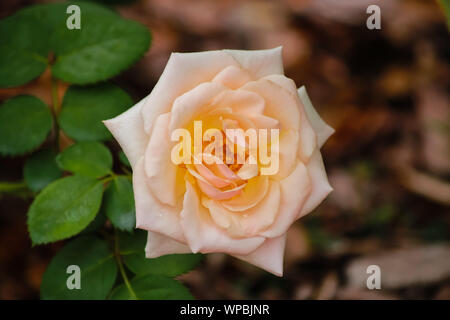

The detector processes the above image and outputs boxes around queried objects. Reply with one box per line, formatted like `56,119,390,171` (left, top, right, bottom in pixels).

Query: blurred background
0,0,449,299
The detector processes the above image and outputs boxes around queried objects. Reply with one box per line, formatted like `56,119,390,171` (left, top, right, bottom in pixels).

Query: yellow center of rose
173,106,280,206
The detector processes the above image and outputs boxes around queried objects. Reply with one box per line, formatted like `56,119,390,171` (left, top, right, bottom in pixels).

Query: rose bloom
104,47,334,276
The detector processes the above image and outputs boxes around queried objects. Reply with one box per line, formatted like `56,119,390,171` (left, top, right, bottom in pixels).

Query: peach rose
104,47,334,276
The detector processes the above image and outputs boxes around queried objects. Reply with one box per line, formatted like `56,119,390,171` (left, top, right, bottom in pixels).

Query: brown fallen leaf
345,245,450,290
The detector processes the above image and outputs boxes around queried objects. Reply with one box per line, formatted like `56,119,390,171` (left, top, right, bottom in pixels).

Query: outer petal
224,47,284,79
103,97,148,168
232,235,287,276
133,158,185,243
272,129,300,180
180,180,265,254
261,161,311,238
262,74,317,161
145,112,179,206
299,150,333,217
141,51,239,135
145,231,191,258
298,86,335,148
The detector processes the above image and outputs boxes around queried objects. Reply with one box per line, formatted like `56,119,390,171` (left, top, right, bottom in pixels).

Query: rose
104,47,334,276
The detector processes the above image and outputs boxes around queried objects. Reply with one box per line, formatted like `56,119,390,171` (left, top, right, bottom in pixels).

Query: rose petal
272,129,300,180
134,158,186,243
261,75,317,161
180,180,265,254
232,235,287,276
202,153,241,181
144,112,180,206
204,180,281,238
249,114,279,129
211,89,265,116
141,50,239,135
197,179,246,201
241,77,301,131
298,86,335,148
223,119,248,150
103,97,148,168
145,231,191,258
224,47,284,79
299,149,333,217
194,161,232,188
261,161,311,238
221,175,269,212
169,82,227,133
236,155,259,180
212,65,253,89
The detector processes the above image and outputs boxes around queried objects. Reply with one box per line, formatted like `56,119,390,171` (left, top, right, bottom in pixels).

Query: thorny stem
113,229,138,300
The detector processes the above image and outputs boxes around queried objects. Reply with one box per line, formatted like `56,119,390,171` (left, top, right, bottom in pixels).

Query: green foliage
58,83,133,141
0,14,49,87
119,230,203,277
0,95,52,156
19,1,151,84
0,1,198,301
104,176,135,231
56,141,113,178
27,175,104,245
0,1,150,86
80,208,106,234
24,149,62,192
41,236,117,299
110,274,193,300
82,208,107,234
52,16,150,84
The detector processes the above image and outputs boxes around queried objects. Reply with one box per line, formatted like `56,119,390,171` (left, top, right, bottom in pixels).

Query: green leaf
24,149,62,192
56,141,113,178
118,150,131,167
0,13,49,87
51,15,151,84
58,83,133,141
110,274,193,300
0,95,52,156
41,236,117,300
27,175,104,245
81,208,107,235
104,176,135,231
119,230,202,277
19,2,150,84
